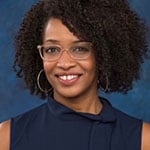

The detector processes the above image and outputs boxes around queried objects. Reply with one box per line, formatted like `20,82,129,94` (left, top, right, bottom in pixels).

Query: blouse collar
47,97,116,123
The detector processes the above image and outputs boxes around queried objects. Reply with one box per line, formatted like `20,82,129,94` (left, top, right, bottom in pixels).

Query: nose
57,51,76,69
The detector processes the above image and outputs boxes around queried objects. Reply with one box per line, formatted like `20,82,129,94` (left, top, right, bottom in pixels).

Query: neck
54,91,102,115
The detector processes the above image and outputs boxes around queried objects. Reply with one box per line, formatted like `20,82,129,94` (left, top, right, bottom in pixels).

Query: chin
54,88,85,99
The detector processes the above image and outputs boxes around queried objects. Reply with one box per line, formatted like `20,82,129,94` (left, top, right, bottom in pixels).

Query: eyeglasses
37,42,93,62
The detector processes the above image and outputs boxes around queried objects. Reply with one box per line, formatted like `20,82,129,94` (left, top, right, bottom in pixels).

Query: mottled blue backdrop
0,0,150,122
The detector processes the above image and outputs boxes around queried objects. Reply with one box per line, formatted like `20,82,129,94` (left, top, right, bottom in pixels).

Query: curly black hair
14,0,149,99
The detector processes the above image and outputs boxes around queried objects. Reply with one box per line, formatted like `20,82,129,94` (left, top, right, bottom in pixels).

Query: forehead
43,18,80,43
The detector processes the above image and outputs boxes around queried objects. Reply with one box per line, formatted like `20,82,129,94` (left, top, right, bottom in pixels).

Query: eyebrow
44,39,59,44
44,39,90,44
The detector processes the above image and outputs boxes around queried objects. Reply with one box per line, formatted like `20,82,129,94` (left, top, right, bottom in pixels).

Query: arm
142,122,150,150
0,120,10,150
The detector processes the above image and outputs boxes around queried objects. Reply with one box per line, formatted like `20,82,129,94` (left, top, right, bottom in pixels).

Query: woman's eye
73,47,90,53
44,47,60,54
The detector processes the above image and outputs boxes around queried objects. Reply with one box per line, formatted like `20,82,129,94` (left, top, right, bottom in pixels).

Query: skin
0,18,149,150
0,120,10,150
43,18,102,114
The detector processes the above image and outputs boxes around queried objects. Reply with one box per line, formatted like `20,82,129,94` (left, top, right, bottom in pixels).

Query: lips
55,73,81,86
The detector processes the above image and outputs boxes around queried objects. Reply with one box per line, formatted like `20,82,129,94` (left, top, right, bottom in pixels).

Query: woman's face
42,18,97,100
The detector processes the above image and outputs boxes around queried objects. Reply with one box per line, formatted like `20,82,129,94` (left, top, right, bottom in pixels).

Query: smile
55,74,81,86
58,75,79,81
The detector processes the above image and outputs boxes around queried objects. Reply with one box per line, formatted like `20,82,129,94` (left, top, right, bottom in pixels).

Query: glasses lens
38,42,92,61
40,45,61,61
70,44,92,59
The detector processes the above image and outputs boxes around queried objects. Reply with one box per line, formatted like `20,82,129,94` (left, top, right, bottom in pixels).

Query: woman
0,0,150,149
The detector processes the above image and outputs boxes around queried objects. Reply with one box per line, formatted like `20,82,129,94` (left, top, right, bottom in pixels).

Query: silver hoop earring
104,75,109,92
37,69,52,93
98,75,109,92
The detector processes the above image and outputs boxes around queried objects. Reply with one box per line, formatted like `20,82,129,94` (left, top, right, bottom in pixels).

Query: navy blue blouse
10,97,142,150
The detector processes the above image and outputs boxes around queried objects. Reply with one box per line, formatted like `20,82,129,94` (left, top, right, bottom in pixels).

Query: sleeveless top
10,97,142,150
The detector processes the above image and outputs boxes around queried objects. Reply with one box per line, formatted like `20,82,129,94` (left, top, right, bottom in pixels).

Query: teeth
59,75,78,80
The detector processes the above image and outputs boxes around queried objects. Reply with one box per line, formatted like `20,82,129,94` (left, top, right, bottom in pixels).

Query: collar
47,97,116,123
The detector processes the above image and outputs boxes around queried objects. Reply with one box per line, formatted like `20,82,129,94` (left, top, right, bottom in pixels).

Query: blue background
0,0,150,122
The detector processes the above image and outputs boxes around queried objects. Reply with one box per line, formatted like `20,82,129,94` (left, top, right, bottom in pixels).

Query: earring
104,75,109,92
37,69,52,93
98,74,109,92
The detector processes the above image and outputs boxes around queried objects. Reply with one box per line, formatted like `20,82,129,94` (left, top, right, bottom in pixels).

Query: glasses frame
37,43,93,62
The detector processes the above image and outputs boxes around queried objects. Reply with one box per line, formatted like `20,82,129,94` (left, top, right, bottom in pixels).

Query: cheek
80,56,97,82
87,56,96,73
91,58,97,81
43,62,54,77
43,62,57,87
43,62,49,72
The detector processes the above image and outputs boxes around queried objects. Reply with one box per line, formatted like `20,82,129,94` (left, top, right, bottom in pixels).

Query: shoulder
0,104,47,150
112,106,142,124
142,122,150,150
105,99,150,150
103,98,142,125
111,103,143,137
12,103,47,120
0,103,47,150
105,99,144,149
111,103,142,132
0,120,10,150
11,102,48,130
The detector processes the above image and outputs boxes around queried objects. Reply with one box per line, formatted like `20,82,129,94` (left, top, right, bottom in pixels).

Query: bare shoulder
0,120,10,150
142,122,150,150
